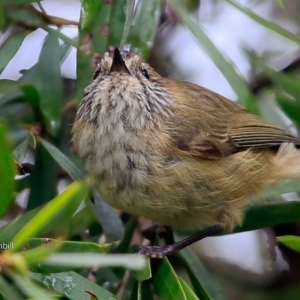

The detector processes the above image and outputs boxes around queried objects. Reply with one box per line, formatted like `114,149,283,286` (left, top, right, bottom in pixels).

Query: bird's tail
270,143,300,181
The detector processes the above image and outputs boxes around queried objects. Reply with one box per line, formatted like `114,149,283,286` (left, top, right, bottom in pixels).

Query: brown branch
23,4,78,27
9,4,78,31
116,271,131,299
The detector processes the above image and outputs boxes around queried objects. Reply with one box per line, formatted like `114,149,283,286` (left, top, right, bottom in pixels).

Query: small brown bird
72,48,300,257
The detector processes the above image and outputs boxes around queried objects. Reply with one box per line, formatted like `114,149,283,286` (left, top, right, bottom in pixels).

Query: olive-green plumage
72,48,300,233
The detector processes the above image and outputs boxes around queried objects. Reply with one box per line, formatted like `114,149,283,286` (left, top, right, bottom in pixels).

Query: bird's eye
142,69,149,79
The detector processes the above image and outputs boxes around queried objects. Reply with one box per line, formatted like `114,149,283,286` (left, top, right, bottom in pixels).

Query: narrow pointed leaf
121,0,135,46
77,0,130,99
224,0,300,46
153,257,187,300
277,235,300,253
275,0,284,7
168,0,256,112
44,253,146,270
126,0,161,58
235,201,300,233
262,178,300,198
91,191,124,242
0,33,27,73
12,181,88,250
44,26,77,48
276,93,300,128
0,206,41,243
24,238,112,255
13,134,32,163
7,271,53,300
178,277,199,300
32,271,121,300
0,276,23,300
131,257,151,282
0,123,15,217
260,65,300,101
39,137,84,181
180,246,225,300
20,34,63,135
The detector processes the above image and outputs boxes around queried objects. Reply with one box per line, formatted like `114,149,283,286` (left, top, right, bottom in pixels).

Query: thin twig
23,4,79,27
116,270,131,299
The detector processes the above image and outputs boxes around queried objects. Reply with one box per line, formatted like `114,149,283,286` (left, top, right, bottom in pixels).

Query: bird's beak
109,48,130,75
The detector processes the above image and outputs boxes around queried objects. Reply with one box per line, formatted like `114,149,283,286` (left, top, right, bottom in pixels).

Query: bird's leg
139,225,222,258
142,224,174,245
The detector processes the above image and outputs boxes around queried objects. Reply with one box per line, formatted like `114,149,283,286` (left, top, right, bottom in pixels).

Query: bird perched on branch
72,48,300,257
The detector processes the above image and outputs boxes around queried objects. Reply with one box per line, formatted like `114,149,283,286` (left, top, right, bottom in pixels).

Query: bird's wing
230,124,300,150
173,128,233,159
174,115,300,159
168,81,300,159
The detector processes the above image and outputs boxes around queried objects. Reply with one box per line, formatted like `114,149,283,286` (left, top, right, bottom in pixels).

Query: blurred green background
1,0,300,299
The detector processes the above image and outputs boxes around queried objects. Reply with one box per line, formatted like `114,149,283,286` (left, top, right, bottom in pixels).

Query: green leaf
21,239,114,274
180,246,225,300
39,137,84,181
136,280,154,300
0,79,20,97
260,65,300,101
91,191,124,242
0,204,98,245
0,33,27,73
235,201,300,233
44,26,78,48
131,257,151,282
0,2,4,31
53,204,100,238
0,275,23,300
262,179,300,198
1,0,42,5
120,0,135,46
0,206,41,244
24,238,111,256
275,0,284,7
20,34,63,135
112,216,138,254
0,123,15,217
153,257,188,300
126,0,161,58
77,0,143,100
168,0,256,112
77,0,130,99
13,134,32,164
277,235,300,253
80,0,101,30
224,0,300,46
276,93,300,128
7,271,53,300
43,253,146,270
32,271,121,300
8,9,43,27
256,92,291,132
21,84,42,122
18,240,61,266
27,142,59,210
137,281,142,300
178,277,198,300
18,239,112,271
107,0,128,46
12,181,88,250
